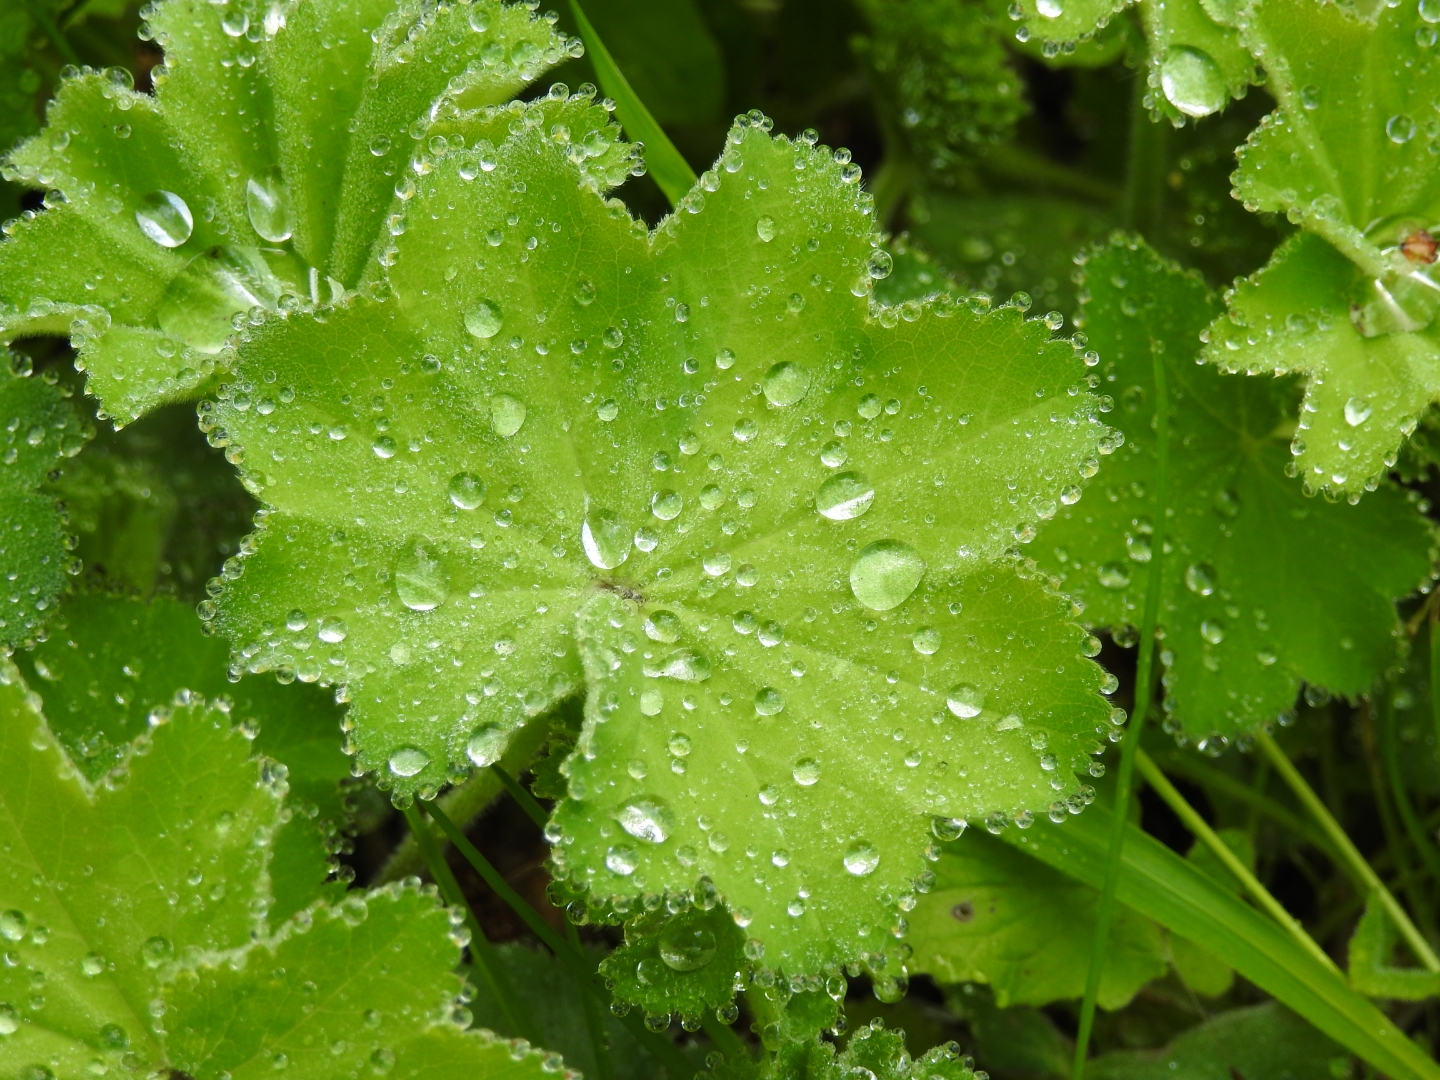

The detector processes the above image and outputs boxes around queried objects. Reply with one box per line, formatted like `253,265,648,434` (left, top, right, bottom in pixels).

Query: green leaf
1203,0,1440,494
600,905,747,1022
1087,1002,1347,1080
943,986,1073,1079
851,0,1027,184
1036,238,1431,740
907,829,1166,1009
208,116,1114,972
0,359,89,645
1001,808,1440,1080
0,652,567,1080
1347,891,1440,1001
0,0,583,425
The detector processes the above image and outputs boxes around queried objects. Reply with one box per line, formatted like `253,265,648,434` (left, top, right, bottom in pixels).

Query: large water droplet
1036,0,1064,15
0,911,25,942
843,840,880,876
394,542,448,611
756,215,776,242
388,745,430,777
762,361,811,406
849,540,925,611
1184,563,1216,596
490,394,526,437
465,299,504,339
912,627,940,654
645,648,712,682
141,935,174,967
1159,46,1226,119
0,1002,18,1035
448,472,486,510
1097,562,1131,590
617,797,674,843
606,845,638,875
946,683,985,718
582,511,631,569
793,757,820,785
1387,114,1417,144
156,245,283,352
644,610,682,643
659,923,717,971
651,489,683,520
465,723,506,767
246,169,293,242
135,190,193,247
754,686,785,715
816,471,875,520
1344,397,1372,426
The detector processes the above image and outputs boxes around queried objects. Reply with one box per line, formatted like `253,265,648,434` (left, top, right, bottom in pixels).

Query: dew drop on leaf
372,435,397,459
658,923,717,971
715,347,736,370
1300,84,1321,109
448,472,486,510
756,215,777,242
1036,0,1064,14
843,840,880,876
394,542,448,611
820,440,848,467
793,757,820,785
640,689,664,715
597,398,619,421
644,610,682,643
849,540,925,611
317,615,347,643
616,797,674,843
651,489,683,520
141,935,173,967
857,393,882,419
607,845,638,875
80,952,105,977
1213,488,1241,518
582,511,632,569
646,649,712,682
1387,114,1417,144
912,626,940,654
754,686,785,715
1159,46,1227,119
1184,563,1216,596
946,683,985,718
703,551,732,576
1200,620,1226,645
489,394,526,437
135,191,193,248
762,361,811,406
816,471,875,520
245,169,293,243
465,723,506,767
464,299,504,339
0,1003,17,1035
0,911,25,942
1344,397,1372,426
388,745,430,777
1097,561,1131,589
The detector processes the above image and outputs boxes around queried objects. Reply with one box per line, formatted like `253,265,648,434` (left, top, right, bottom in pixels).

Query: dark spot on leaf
951,901,974,922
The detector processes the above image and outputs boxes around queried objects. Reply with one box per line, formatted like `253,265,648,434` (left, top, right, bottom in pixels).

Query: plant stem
18,0,81,66
422,800,698,1078
568,919,617,1080
1120,67,1166,236
1135,750,1339,972
982,143,1120,204
1072,324,1170,1080
1256,729,1440,973
1379,693,1440,884
400,803,540,1045
494,763,549,828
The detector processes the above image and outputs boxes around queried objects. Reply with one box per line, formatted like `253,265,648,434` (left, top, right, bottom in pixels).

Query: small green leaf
600,905,746,1022
0,358,88,645
1204,0,1440,494
1347,892,1440,1001
907,828,1166,1009
1038,238,1431,739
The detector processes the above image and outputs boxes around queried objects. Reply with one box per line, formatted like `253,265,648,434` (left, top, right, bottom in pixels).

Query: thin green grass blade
1002,808,1440,1080
568,0,697,206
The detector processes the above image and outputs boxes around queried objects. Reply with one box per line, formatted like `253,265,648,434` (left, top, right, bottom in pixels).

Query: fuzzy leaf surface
209,118,1113,972
907,829,1166,1009
1037,239,1431,740
0,0,583,424
1204,0,1440,494
0,362,88,644
600,905,746,1020
0,656,564,1080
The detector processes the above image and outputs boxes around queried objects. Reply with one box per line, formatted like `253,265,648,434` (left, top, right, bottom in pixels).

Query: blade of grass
1003,806,1440,1080
422,799,698,1079
400,802,541,1045
1256,728,1440,972
568,0,697,208
1073,290,1170,1080
1135,749,1338,972
1379,693,1440,883
567,919,617,1080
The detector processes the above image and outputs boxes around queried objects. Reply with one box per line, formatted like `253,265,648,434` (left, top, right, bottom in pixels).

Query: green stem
494,763,549,828
1380,694,1440,884
568,0,696,208
17,0,81,66
1120,67,1166,236
400,803,540,1045
1256,730,1440,973
1136,750,1339,972
1072,327,1170,1080
869,154,914,230
422,800,697,1078
568,919,616,1080
982,143,1120,204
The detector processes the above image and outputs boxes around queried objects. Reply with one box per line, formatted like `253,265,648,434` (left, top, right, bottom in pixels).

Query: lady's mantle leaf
1203,0,1440,494
0,656,567,1079
0,359,89,644
208,115,1114,972
1038,239,1431,742
0,0,584,424
599,904,746,1022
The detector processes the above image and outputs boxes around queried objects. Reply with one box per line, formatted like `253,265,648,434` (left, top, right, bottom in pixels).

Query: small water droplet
141,935,174,967
754,686,785,716
849,540,925,611
793,757,820,785
318,616,348,643
606,845,639,875
820,440,848,467
596,398,619,422
946,683,985,718
645,648,712,682
372,435,397,459
1300,84,1321,110
1200,619,1225,645
756,215,776,242
762,361,811,406
465,299,504,339
135,191,193,247
0,912,25,942
388,745,430,777
1097,562,1131,589
1387,114,1417,144
703,551,732,576
815,471,875,520
651,489,683,520
912,627,940,654
394,542,448,611
843,840,880,876
448,472,486,510
659,924,717,971
1184,563,1216,596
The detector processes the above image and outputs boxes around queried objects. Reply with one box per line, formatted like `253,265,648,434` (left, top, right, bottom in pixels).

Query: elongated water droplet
135,190,193,247
246,169,293,242
465,299,504,338
756,216,776,242
1160,46,1226,119
1184,563,1216,596
0,911,25,942
659,924,717,971
490,394,526,437
466,723,506,767
582,511,631,569
850,540,924,611
1200,619,1225,644
946,683,984,718
617,797,674,843
394,542,448,611
0,1003,18,1035
816,471,874,520
843,840,880,876
762,361,811,406
388,745,430,777
644,648,712,682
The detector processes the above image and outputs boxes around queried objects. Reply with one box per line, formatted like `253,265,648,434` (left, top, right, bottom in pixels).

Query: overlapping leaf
205,111,1114,971
0,653,565,1080
600,905,746,1023
0,358,89,645
1203,0,1440,495
710,1021,976,1080
0,0,594,425
1037,238,1431,741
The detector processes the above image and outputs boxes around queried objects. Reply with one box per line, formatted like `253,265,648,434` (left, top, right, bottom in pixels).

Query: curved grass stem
1072,313,1170,1080
1256,729,1440,973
